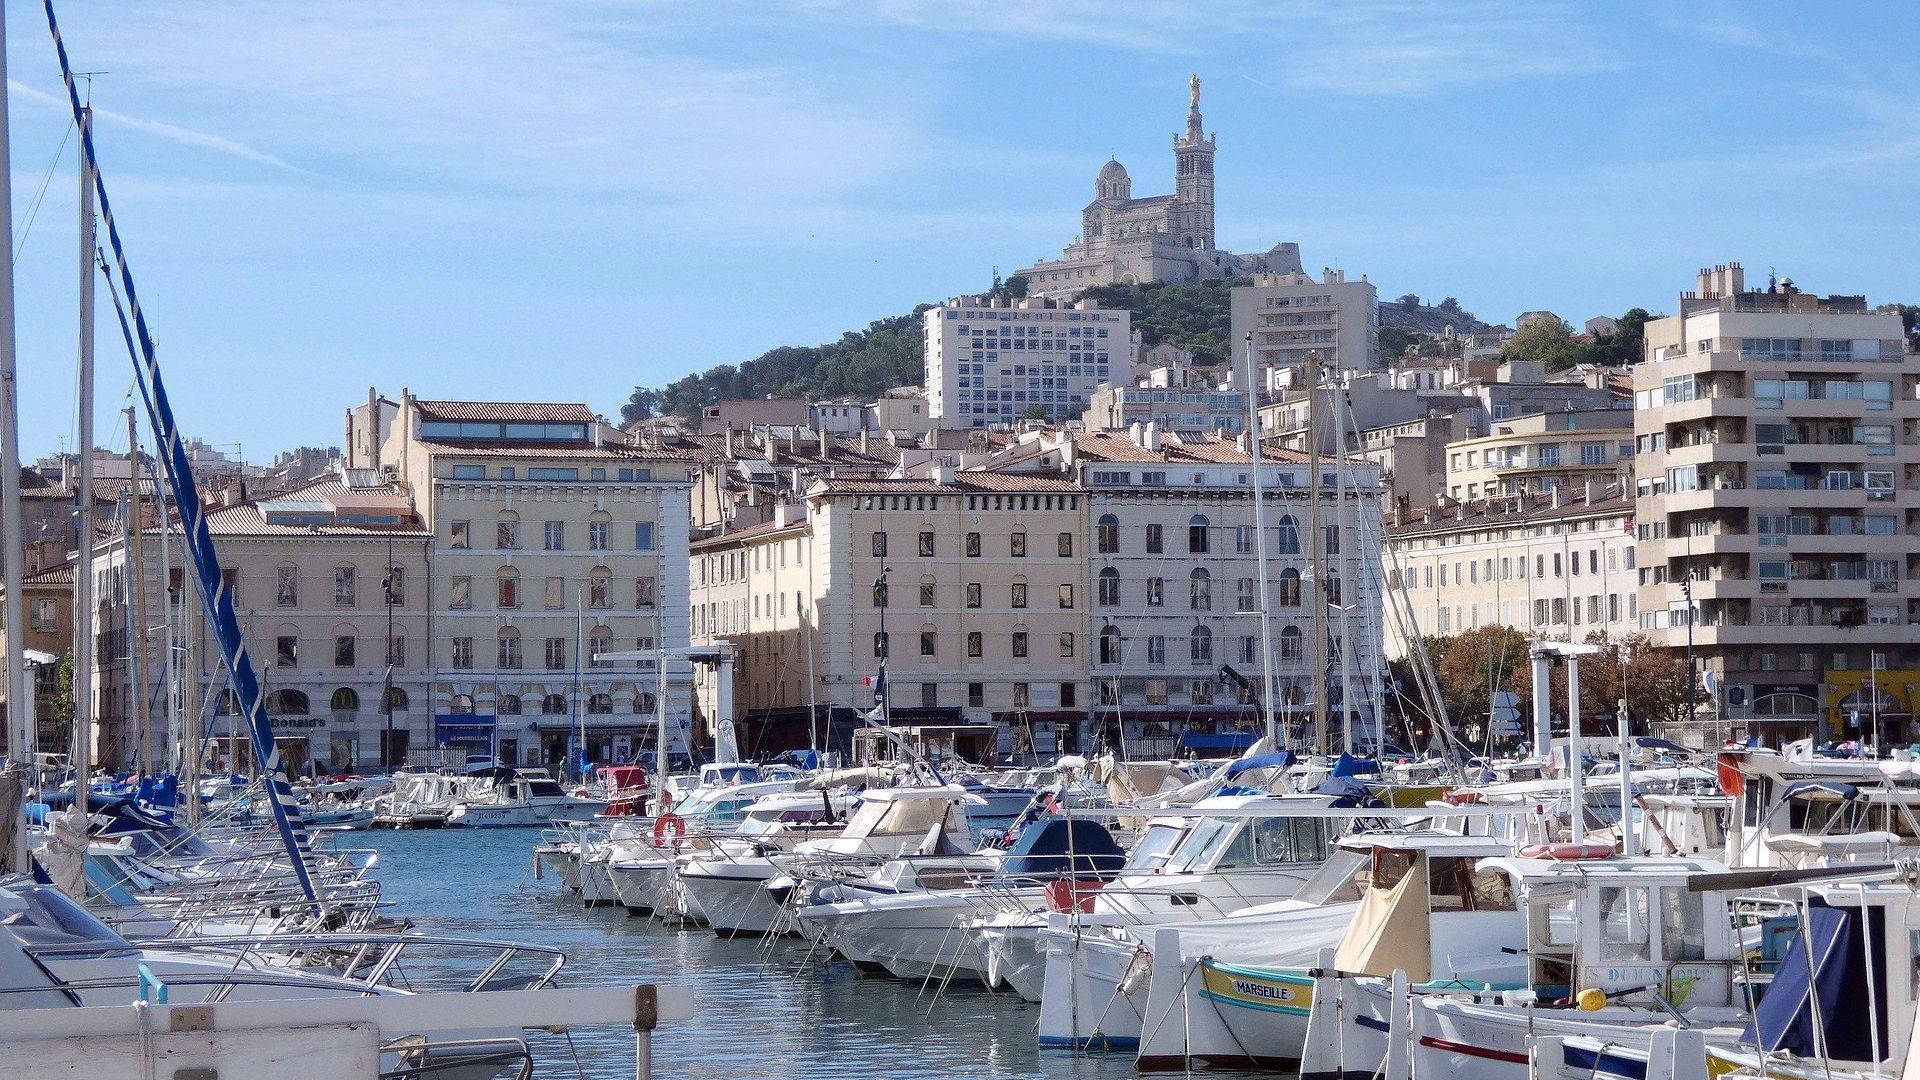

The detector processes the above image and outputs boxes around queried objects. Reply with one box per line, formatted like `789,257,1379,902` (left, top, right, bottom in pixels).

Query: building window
965,532,981,557
1190,626,1212,663
921,630,937,657
1099,625,1122,664
1279,626,1301,660
1146,576,1164,606
450,520,471,550
1147,636,1166,664
636,576,656,607
635,522,655,551
1188,514,1210,553
542,693,567,715
590,627,612,667
1098,567,1120,606
545,637,568,669
1057,532,1073,557
334,635,355,667
1236,577,1256,611
874,632,889,658
1097,514,1119,553
449,575,473,609
1277,515,1300,554
498,630,522,669
382,566,404,606
1191,680,1214,705
1012,631,1029,658
276,635,298,668
451,637,473,669
496,515,520,550
1146,524,1163,553
919,582,936,607
965,582,981,608
545,576,564,610
589,570,611,609
967,632,983,658
919,530,935,556
1011,532,1027,558
1235,526,1253,554
968,682,984,707
872,532,888,557
387,634,405,667
276,566,298,607
334,566,356,607
544,521,565,550
1012,683,1031,708
1325,572,1341,606
1189,568,1211,611
1279,568,1300,607
589,520,609,551
1059,632,1074,658
1146,679,1168,705
497,570,519,609
921,683,938,708
1058,584,1074,609
1060,683,1077,708
496,693,520,715
872,580,889,607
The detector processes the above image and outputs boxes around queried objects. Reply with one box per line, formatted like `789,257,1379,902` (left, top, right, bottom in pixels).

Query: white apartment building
1231,269,1380,377
1633,265,1920,745
923,296,1131,427
359,396,697,769
988,426,1388,754
91,474,433,772
1386,482,1637,658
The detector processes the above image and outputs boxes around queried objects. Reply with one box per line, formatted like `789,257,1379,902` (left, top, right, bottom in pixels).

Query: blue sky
6,1,1916,461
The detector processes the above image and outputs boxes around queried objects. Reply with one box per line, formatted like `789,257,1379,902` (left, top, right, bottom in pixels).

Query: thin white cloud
6,79,301,171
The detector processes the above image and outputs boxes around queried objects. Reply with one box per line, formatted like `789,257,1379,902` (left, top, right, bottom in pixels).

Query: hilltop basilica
1015,76,1304,297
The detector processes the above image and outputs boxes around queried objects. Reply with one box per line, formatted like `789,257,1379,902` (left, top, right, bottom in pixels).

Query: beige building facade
1632,265,1920,744
1442,408,1634,502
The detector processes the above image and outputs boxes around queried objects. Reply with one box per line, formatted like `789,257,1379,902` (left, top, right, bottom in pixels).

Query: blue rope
45,0,319,903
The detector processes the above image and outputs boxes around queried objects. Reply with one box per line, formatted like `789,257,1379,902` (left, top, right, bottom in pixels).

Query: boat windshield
1122,823,1186,872
843,796,952,839
524,779,566,798
1161,817,1251,874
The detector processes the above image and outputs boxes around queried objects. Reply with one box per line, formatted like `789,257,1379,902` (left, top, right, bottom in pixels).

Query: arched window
383,686,408,711
1325,571,1342,607
1277,515,1301,555
542,693,568,715
1279,625,1302,660
497,694,522,715
1279,567,1301,607
266,689,309,715
495,509,520,550
1098,567,1121,607
1098,625,1122,665
1096,513,1119,554
589,626,613,668
1753,692,1818,719
1188,513,1210,554
329,688,360,712
636,692,657,714
1190,625,1213,663
588,693,613,715
449,694,474,715
1189,568,1211,611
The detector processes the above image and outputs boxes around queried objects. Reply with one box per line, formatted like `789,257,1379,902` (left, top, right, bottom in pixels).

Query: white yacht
445,768,607,828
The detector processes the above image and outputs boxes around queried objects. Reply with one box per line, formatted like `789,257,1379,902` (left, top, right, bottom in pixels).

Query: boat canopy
1223,751,1294,779
1001,817,1126,879
1744,899,1888,1062
1782,780,1860,801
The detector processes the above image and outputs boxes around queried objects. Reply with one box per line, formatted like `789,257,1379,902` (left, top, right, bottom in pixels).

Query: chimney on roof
763,434,776,465
932,462,956,485
1583,479,1593,505
1550,487,1561,509
1142,420,1161,453
859,428,870,455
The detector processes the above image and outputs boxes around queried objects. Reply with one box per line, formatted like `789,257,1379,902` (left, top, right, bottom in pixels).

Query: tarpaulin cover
1744,900,1886,1062
1001,816,1127,878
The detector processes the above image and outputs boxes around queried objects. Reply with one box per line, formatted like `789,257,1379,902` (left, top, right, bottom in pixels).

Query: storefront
433,713,497,767
1826,669,1918,746
533,720,658,772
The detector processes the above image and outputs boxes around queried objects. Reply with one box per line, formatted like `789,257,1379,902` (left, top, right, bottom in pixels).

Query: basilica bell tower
1173,73,1216,251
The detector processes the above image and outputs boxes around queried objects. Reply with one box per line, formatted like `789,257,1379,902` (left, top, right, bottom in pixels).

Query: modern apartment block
923,296,1131,427
1633,265,1919,745
1230,269,1380,376
1442,408,1634,502
1385,481,1638,657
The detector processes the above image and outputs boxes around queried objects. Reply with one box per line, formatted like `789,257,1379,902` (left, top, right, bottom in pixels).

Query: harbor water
357,828,1271,1078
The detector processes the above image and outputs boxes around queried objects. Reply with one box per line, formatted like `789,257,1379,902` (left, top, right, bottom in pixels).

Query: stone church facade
1016,76,1303,297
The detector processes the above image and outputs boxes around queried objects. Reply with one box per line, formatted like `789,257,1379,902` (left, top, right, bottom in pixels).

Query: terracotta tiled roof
23,564,73,585
812,472,1083,496
417,441,703,462
414,400,598,423
1067,430,1331,467
690,517,810,552
1386,485,1632,539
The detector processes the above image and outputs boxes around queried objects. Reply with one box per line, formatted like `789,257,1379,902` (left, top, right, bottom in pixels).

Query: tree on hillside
1379,325,1427,361
1875,303,1919,348
619,387,664,426
1437,297,1462,315
1396,293,1421,308
988,274,1031,304
1080,277,1246,365
1500,316,1580,371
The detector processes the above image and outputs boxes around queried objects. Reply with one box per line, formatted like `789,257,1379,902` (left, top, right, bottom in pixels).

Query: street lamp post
875,567,892,728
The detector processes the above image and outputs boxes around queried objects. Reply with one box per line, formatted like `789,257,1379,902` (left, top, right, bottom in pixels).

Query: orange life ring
1519,841,1614,861
652,813,686,845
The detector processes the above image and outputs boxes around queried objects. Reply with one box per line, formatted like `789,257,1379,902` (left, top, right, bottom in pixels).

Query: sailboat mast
126,408,151,774
72,105,95,812
1304,350,1328,754
0,0,27,871
1241,332,1278,745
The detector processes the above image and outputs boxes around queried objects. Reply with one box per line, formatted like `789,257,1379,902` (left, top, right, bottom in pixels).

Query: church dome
1095,158,1131,201
1098,158,1129,182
